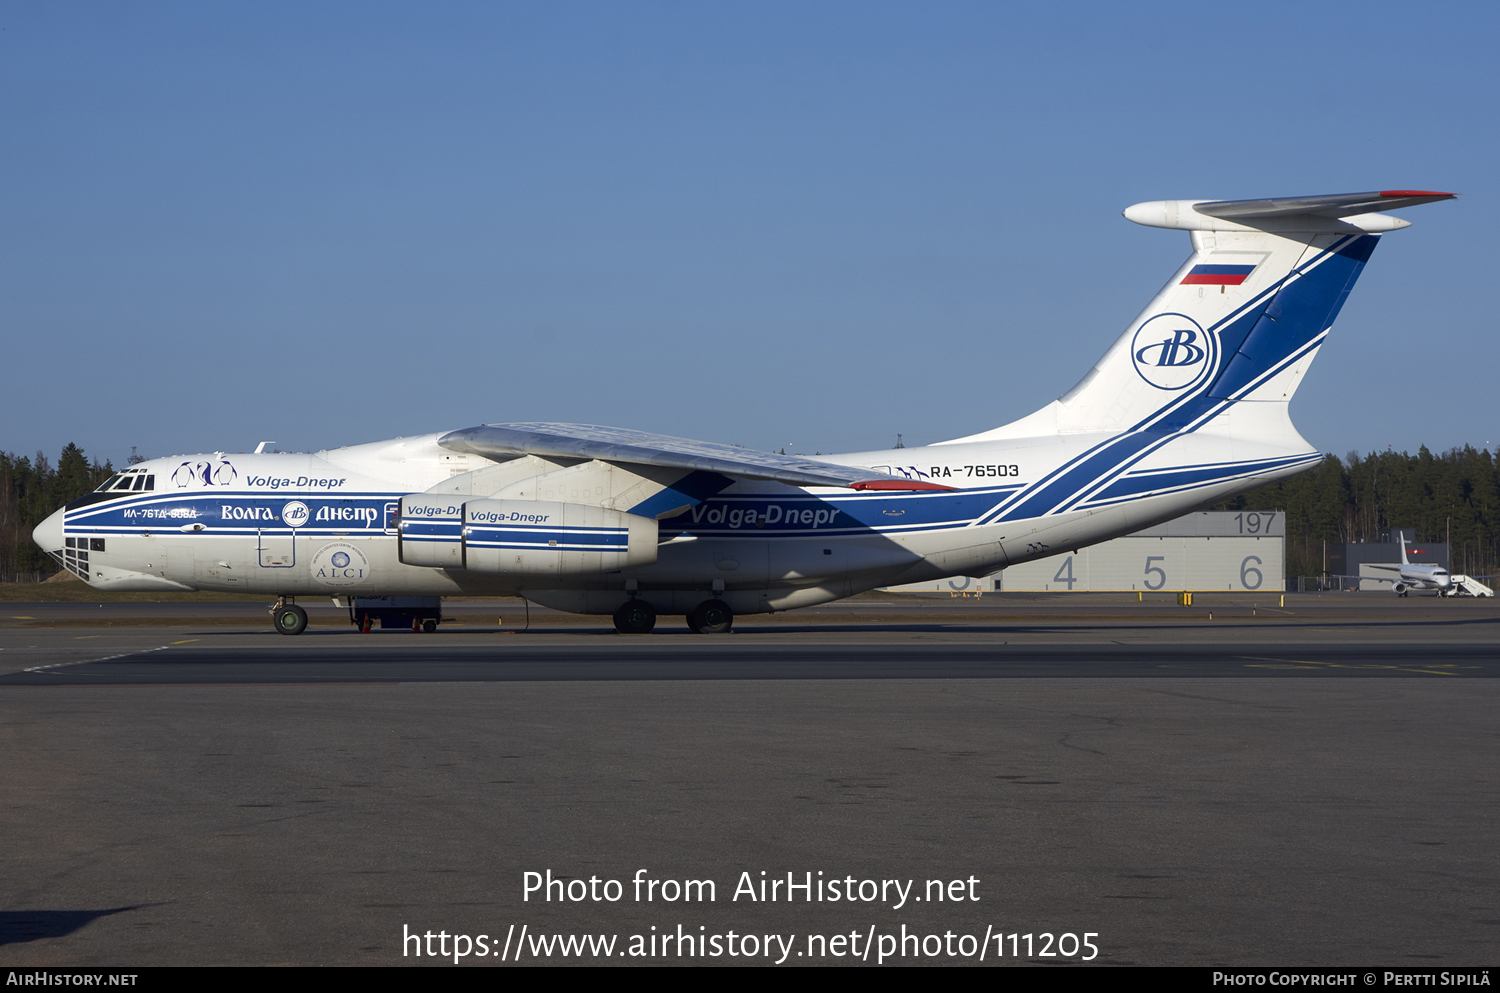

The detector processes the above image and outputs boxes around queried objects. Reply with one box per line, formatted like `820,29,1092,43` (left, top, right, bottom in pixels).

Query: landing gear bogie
688,599,733,634
614,599,657,634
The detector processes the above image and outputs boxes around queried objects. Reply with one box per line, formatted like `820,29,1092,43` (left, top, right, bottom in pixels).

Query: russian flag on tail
1181,264,1256,286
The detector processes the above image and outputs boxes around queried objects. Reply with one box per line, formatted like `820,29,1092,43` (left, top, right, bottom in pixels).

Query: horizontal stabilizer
1195,190,1455,219
439,423,955,490
1124,190,1456,232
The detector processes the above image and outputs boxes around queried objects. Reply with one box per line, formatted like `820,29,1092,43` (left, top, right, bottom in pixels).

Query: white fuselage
1399,565,1453,592
1366,561,1452,594
36,420,1316,616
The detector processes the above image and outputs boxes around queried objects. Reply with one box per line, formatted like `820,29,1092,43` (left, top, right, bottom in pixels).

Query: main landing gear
272,597,307,636
687,599,733,635
611,598,734,634
613,599,657,634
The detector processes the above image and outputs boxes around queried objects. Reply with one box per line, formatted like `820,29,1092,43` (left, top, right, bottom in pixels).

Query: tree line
0,445,116,575
2,443,1498,580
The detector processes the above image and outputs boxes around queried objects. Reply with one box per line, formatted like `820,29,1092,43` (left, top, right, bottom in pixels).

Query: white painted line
23,645,170,673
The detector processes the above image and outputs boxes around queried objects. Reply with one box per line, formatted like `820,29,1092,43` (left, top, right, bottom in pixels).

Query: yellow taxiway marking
11,616,35,619
73,635,102,640
170,639,200,645
1238,655,1475,676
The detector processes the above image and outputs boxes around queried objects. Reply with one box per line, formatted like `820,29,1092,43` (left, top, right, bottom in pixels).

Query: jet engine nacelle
1392,581,1409,596
398,494,657,575
399,494,466,568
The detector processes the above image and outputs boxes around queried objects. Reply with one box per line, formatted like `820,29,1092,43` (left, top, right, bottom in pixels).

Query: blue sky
3,1,1495,466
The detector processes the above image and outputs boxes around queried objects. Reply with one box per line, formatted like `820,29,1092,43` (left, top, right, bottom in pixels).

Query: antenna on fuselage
254,441,276,454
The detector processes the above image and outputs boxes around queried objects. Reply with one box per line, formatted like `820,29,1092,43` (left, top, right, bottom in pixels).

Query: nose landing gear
271,597,308,636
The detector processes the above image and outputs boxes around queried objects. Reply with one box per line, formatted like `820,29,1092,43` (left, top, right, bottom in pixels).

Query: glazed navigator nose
33,506,65,561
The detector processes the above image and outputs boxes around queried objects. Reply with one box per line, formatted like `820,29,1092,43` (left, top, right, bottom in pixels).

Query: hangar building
887,510,1284,594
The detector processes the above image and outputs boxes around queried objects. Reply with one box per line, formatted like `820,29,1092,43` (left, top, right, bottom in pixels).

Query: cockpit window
114,476,135,490
133,474,146,490
97,475,123,492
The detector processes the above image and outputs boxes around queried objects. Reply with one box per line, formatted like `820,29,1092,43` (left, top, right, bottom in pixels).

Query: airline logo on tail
1130,313,1216,391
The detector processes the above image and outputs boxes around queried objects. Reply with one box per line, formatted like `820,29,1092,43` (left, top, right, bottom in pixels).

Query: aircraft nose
33,506,65,560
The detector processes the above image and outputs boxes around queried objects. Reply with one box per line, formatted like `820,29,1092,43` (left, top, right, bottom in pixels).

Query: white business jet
34,190,1455,634
1358,535,1453,596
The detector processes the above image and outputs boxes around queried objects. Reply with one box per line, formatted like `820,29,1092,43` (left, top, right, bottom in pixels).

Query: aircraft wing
438,423,954,491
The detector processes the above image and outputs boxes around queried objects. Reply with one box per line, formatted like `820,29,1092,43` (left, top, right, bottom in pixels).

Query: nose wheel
688,599,733,634
274,603,308,636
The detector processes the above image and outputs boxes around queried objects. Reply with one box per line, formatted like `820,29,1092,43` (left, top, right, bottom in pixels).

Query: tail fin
1400,534,1410,565
949,191,1454,443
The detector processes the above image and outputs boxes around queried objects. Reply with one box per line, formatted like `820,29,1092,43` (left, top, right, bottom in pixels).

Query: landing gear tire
274,604,308,636
688,599,733,634
614,600,656,634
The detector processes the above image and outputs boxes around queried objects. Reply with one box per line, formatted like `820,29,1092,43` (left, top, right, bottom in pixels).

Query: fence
1290,576,1364,592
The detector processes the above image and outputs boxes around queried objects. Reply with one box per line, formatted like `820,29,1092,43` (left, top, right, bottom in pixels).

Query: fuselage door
258,529,295,567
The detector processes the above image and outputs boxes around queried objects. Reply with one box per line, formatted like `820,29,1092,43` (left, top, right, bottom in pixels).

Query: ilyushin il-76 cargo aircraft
35,190,1455,634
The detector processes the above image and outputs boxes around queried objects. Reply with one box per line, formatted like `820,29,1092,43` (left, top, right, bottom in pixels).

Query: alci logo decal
281,501,311,528
1130,313,1216,391
310,542,369,587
